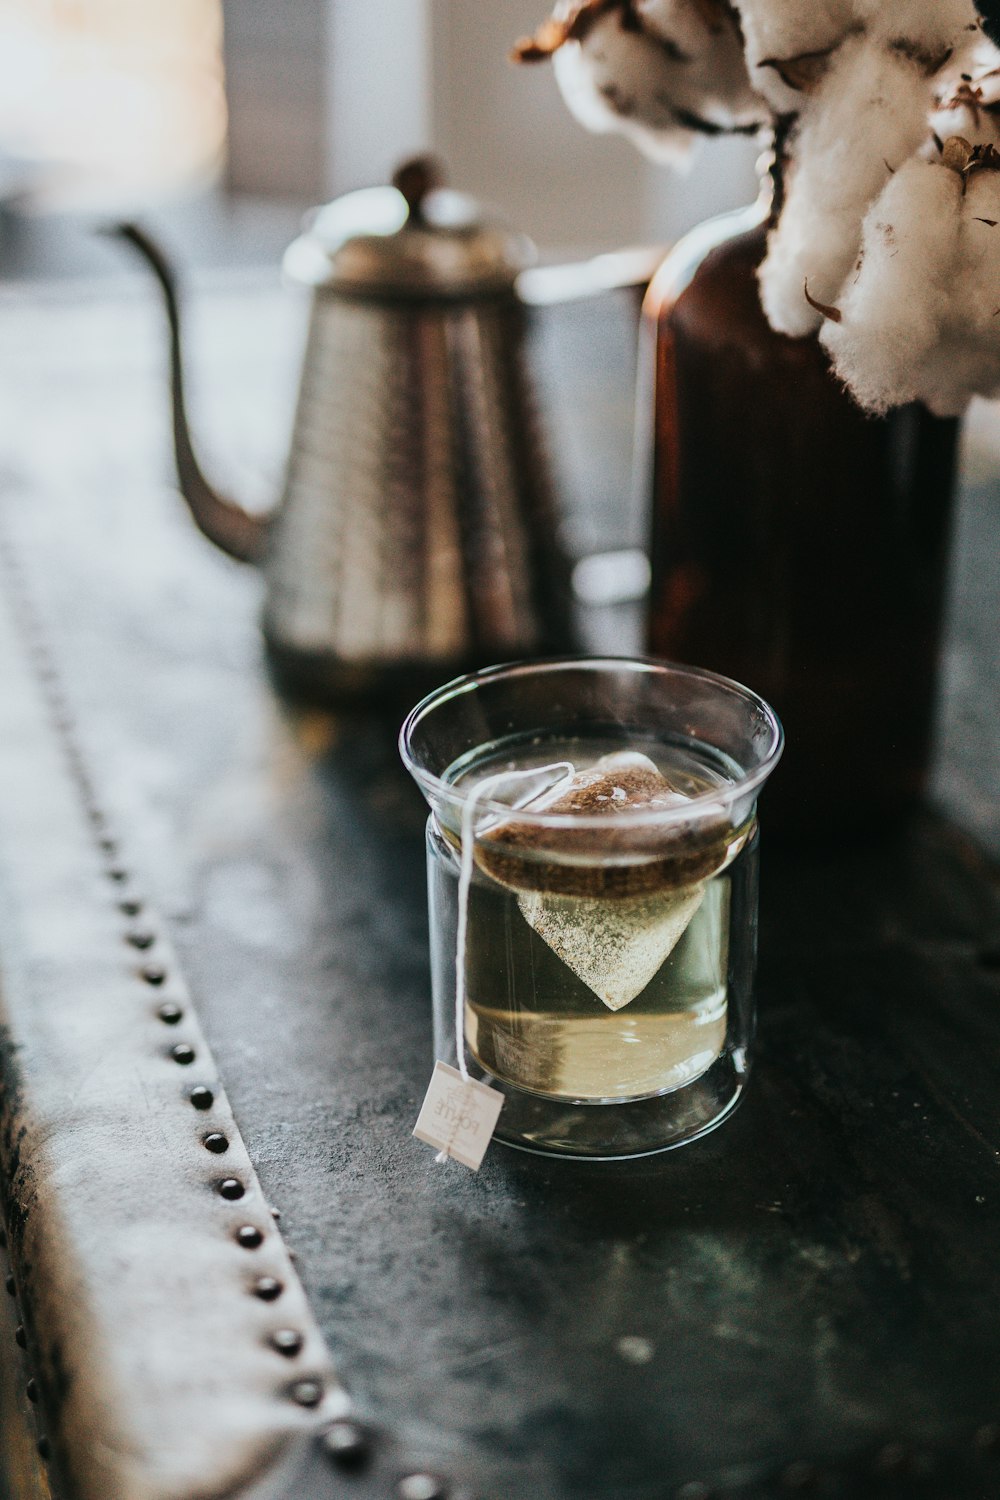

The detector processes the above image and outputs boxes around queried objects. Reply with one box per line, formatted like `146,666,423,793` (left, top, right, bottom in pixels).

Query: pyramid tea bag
517,883,705,1011
477,752,737,1011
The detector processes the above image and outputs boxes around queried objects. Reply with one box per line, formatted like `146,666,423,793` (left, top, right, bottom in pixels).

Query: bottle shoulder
645,214,768,338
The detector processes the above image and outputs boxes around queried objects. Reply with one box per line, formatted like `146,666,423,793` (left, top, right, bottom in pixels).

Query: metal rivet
781,1461,819,1492
975,1423,1000,1453
127,930,155,950
170,1043,195,1066
119,899,142,917
142,965,167,986
271,1329,304,1358
397,1475,448,1500
254,1277,283,1301
218,1179,245,1201
323,1419,371,1470
190,1086,214,1111
26,1378,38,1403
14,1325,25,1349
37,1437,50,1461
158,1003,183,1026
270,1206,281,1221
237,1226,263,1249
204,1133,229,1155
5,1275,14,1296
290,1379,323,1408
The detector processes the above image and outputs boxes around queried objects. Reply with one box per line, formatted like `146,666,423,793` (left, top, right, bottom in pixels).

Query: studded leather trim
0,536,346,1499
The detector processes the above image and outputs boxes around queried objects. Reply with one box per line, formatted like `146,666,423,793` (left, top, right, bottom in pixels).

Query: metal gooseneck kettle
118,157,649,703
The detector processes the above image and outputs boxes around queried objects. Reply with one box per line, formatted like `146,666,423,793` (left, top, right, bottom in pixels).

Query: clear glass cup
400,657,783,1159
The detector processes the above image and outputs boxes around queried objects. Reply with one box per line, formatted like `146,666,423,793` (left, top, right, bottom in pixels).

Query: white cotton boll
736,0,974,115
920,332,1000,415
552,23,694,163
917,309,1000,414
932,30,1000,95
920,168,1000,412
930,99,1000,153
734,0,853,61
637,0,724,55
636,0,764,124
856,0,977,55
827,151,1000,417
551,1,765,164
954,170,1000,337
820,159,963,412
758,34,934,337
638,0,755,96
931,44,1000,150
821,151,1000,416
734,0,854,112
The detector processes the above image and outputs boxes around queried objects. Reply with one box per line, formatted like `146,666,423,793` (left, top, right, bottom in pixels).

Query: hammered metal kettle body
118,160,572,703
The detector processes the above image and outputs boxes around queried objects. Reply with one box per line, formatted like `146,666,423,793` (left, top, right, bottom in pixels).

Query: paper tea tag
413,1062,504,1170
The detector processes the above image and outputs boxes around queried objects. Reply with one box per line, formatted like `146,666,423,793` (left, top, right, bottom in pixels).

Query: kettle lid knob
283,154,536,298
391,154,445,219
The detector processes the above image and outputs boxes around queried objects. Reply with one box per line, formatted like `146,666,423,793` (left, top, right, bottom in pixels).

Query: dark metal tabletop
0,273,999,1500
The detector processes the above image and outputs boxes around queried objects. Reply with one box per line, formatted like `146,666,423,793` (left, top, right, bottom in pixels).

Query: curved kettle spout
113,223,270,566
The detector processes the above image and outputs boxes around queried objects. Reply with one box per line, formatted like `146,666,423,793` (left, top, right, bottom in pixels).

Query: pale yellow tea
433,735,754,1104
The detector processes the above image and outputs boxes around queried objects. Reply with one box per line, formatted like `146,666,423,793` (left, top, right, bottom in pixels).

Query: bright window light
0,0,226,210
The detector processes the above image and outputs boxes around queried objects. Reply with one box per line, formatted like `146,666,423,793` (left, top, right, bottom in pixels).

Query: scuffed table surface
1,274,1000,1499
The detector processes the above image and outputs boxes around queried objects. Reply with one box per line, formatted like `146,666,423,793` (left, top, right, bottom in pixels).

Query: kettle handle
112,223,271,566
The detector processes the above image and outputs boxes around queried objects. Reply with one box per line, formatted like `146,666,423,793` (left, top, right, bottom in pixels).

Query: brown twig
804,281,843,323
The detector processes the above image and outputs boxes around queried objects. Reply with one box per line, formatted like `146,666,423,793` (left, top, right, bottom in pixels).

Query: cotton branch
518,0,1000,415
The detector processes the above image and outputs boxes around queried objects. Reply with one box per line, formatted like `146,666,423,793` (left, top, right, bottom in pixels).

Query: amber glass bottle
643,204,961,836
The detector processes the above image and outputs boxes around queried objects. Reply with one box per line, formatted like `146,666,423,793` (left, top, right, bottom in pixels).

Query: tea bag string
438,760,574,1166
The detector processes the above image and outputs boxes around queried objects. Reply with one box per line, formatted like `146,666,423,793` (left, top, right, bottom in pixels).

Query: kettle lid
283,156,535,298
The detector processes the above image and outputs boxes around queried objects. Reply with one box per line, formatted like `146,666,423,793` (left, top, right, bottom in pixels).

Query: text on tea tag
413,1062,504,1170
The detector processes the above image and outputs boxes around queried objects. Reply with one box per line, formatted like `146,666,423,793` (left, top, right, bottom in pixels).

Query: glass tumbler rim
399,654,784,831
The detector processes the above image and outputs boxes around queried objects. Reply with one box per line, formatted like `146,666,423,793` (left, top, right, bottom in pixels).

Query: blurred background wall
231,0,760,251
0,0,759,277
